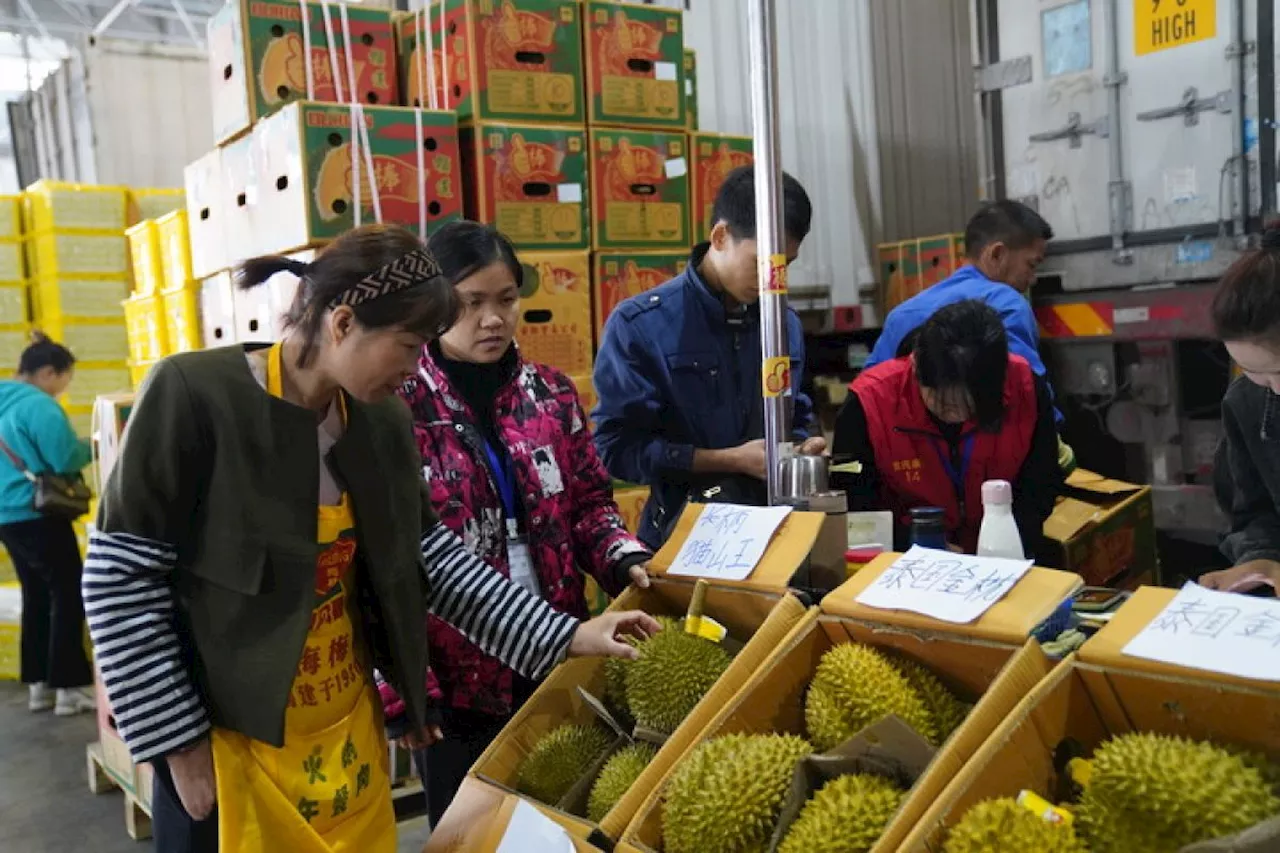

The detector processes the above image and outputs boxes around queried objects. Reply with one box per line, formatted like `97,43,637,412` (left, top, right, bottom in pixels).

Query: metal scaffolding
2,0,219,46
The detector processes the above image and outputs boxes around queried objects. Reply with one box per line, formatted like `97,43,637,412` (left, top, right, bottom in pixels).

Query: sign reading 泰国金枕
1134,0,1216,56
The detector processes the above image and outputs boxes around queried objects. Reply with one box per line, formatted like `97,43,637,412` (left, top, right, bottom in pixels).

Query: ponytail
18,331,75,375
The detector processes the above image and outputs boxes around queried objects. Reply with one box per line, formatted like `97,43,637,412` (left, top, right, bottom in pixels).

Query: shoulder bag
0,435,91,520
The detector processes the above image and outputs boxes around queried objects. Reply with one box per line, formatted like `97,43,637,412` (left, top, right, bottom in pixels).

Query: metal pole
747,0,790,506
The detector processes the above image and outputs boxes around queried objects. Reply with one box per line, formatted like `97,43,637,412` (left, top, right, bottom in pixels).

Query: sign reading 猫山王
1122,581,1280,682
667,503,793,582
1134,0,1216,56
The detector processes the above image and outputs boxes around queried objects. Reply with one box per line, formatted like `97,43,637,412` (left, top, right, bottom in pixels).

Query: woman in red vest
834,300,1060,556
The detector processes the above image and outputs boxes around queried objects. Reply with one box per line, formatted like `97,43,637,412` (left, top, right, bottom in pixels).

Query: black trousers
151,756,219,853
414,678,537,826
0,516,92,688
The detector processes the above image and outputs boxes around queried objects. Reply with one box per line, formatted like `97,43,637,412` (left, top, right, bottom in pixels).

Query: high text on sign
1135,0,1216,56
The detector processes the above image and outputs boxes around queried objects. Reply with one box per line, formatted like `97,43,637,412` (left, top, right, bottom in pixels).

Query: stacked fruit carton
877,232,968,314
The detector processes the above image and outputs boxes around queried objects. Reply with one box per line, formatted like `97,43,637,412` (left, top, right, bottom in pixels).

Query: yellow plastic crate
123,293,168,362
156,210,193,289
0,623,17,680
0,546,13,584
0,285,27,326
160,283,201,353
129,360,156,390
25,180,129,232
126,220,163,296
0,195,21,240
131,188,184,224
35,277,129,321
31,231,129,278
63,362,131,403
0,241,23,283
0,325,30,369
36,318,129,363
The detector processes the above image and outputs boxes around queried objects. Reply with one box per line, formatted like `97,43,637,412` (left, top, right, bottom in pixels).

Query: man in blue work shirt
592,165,824,548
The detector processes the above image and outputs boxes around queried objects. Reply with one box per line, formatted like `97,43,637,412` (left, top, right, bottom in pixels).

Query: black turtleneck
431,340,519,449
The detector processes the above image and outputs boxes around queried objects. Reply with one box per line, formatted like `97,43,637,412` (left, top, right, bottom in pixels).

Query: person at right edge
1199,225,1280,594
81,224,659,853
592,165,825,549
865,199,1078,474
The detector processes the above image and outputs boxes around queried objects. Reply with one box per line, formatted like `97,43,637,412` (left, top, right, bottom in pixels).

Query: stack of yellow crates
25,181,133,438
0,195,28,371
124,205,200,390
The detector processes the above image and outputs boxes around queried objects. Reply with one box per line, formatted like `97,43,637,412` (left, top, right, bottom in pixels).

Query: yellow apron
211,343,395,852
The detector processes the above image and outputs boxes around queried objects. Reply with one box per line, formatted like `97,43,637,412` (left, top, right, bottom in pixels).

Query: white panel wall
679,0,881,307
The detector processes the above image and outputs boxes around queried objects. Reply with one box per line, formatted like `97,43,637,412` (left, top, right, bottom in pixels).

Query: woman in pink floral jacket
387,220,652,824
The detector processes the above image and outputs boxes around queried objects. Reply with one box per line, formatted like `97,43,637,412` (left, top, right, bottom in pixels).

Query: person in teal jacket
0,333,95,716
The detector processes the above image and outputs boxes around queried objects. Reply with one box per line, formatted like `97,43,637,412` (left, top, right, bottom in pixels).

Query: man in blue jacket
593,166,823,547
867,200,1062,424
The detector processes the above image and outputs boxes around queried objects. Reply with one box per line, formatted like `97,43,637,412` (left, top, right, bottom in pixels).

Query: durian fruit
1077,732,1280,853
777,772,907,853
942,798,1087,853
516,723,614,806
890,657,970,742
625,626,732,735
805,644,936,751
586,742,658,822
602,614,679,717
662,733,812,853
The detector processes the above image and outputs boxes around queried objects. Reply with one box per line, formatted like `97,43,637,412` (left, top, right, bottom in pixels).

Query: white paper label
847,510,894,550
654,61,678,81
1164,166,1198,204
507,541,539,597
685,79,693,95
667,503,793,582
664,157,687,179
1113,306,1149,324
556,183,582,204
854,546,1033,624
1122,582,1280,682
497,800,575,853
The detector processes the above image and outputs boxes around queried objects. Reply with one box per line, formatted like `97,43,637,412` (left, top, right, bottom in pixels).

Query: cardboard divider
426,776,604,853
619,613,1054,852
648,504,825,592
899,655,1280,852
823,552,1084,645
468,579,811,843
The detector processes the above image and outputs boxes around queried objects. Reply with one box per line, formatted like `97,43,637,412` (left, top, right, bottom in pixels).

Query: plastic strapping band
318,0,345,104
422,3,437,111
439,0,449,107
341,4,380,224
339,3,358,106
295,0,314,99
413,5,426,109
414,108,426,236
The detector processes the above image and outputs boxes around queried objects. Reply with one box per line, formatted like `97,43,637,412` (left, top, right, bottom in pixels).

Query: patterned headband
327,248,445,310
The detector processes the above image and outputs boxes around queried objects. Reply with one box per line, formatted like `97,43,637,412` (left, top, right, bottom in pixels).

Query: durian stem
686,578,710,637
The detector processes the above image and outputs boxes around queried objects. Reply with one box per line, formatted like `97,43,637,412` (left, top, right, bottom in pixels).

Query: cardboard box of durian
900,586,1280,853
464,508,827,845
618,553,1084,853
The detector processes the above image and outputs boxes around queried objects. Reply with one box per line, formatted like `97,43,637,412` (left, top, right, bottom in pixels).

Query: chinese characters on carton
854,546,1033,624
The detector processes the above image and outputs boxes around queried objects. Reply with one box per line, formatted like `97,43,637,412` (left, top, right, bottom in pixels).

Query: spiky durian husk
602,615,680,717
662,733,812,853
515,724,614,806
942,798,1087,853
1077,732,1280,853
776,773,906,853
586,742,658,823
626,627,732,735
804,643,937,751
890,657,970,742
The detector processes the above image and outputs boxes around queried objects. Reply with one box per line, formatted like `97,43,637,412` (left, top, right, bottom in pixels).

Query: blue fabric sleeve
788,311,815,440
865,310,906,370
988,291,1064,425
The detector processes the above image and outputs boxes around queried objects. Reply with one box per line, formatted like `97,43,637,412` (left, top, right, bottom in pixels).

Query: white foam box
200,271,236,349
184,149,228,280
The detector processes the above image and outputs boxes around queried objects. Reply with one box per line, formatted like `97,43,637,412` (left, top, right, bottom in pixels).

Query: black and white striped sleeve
83,531,209,763
421,522,578,680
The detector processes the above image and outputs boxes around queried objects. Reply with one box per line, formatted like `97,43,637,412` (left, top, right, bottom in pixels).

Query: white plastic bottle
976,480,1025,559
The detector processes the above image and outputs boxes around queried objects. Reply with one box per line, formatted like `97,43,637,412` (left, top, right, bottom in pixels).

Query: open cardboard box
898,650,1280,852
468,577,811,844
427,776,606,853
1040,469,1156,587
619,580,1065,853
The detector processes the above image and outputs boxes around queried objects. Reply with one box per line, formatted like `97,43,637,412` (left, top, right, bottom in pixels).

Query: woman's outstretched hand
569,611,663,660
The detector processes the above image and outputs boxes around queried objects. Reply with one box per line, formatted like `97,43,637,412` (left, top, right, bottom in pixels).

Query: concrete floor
0,681,431,852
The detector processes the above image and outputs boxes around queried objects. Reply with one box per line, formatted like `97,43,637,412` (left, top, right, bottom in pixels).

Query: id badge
507,538,539,596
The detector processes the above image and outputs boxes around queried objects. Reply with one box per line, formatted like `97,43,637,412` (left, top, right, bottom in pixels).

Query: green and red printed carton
591,251,685,344
253,102,462,255
917,233,966,289
208,0,398,145
583,0,685,128
395,0,584,124
690,132,752,244
684,48,698,130
459,122,589,251
588,128,689,251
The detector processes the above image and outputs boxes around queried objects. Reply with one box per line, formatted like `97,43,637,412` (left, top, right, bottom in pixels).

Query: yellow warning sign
1135,0,1216,56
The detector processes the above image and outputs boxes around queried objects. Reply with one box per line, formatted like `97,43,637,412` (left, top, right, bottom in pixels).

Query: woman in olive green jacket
82,225,659,853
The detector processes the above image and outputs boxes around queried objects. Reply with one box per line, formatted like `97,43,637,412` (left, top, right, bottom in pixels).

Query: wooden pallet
86,742,152,841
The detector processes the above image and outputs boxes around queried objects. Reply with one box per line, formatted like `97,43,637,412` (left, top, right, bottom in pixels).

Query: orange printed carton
396,0,584,124
583,0,684,129
516,251,592,375
689,133,752,244
252,102,461,255
459,122,589,251
591,251,685,344
589,129,689,251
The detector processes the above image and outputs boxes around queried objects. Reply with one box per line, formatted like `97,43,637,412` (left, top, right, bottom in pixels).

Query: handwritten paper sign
497,799,576,853
1122,582,1280,682
667,503,793,582
854,546,1033,624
